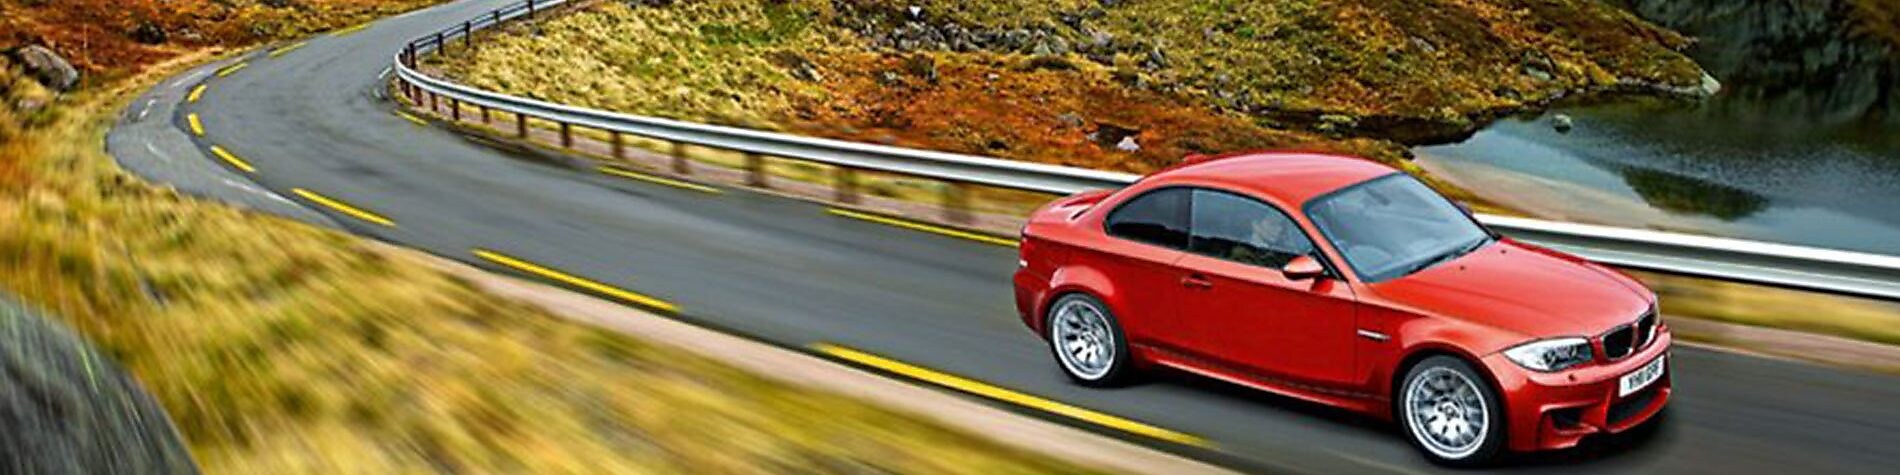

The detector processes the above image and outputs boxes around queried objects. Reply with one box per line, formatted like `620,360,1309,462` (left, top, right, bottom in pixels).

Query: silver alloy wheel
1050,298,1115,380
1404,366,1490,460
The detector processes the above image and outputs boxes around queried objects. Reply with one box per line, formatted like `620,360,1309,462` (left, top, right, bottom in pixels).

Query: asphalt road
108,1,1900,473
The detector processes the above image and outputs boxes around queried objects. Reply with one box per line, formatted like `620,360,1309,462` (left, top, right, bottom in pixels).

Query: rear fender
1041,265,1120,336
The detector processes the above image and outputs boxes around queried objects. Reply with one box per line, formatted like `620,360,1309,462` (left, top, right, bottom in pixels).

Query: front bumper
1482,327,1673,452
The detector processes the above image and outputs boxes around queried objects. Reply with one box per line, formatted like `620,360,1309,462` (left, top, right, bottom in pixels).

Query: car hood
1367,239,1652,340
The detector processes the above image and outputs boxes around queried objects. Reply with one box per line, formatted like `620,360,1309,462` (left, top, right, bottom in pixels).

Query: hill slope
436,0,1708,175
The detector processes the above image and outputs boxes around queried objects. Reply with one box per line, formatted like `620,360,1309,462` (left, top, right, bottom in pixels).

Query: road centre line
269,42,308,58
290,188,396,227
187,84,207,103
215,62,248,78
395,110,429,126
472,249,680,313
598,166,723,194
208,145,258,174
187,113,205,136
825,208,1018,247
332,22,371,36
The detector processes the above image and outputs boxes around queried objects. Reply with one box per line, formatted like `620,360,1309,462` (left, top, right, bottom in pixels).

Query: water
1418,0,1900,254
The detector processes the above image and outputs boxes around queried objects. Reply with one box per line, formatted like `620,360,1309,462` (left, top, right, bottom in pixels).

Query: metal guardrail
389,0,1900,301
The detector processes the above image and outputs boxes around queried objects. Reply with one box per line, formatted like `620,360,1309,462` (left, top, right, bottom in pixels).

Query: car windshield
1305,174,1492,282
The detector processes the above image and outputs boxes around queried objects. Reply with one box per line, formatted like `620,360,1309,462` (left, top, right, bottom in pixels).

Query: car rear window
1106,188,1189,249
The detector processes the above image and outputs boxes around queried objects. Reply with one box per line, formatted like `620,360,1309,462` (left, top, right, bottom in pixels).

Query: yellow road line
215,62,247,78
472,249,680,313
825,208,1017,247
186,113,205,136
331,23,371,37
813,344,1210,448
268,42,307,58
208,146,257,174
395,111,429,126
291,188,396,227
599,166,723,194
187,84,207,103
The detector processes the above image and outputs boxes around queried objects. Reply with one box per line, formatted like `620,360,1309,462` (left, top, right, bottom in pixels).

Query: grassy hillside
436,0,1706,176
0,0,441,79
1,2,1099,473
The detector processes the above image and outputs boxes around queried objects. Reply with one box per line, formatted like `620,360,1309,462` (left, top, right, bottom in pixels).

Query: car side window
1105,188,1190,249
1189,189,1315,269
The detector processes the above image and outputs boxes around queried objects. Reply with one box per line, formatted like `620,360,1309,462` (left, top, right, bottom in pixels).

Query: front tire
1400,356,1506,467
1045,294,1132,387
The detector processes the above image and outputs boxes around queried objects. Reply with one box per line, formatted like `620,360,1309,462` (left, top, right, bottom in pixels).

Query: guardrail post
611,132,626,160
450,98,462,122
435,32,445,52
671,142,691,174
745,153,767,187
463,22,473,49
559,122,573,148
428,91,439,113
493,10,502,27
527,0,537,19
516,112,529,138
943,182,974,224
479,105,491,124
835,167,861,204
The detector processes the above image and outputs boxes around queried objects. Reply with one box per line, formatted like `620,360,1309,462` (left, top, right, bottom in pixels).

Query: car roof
1147,151,1398,206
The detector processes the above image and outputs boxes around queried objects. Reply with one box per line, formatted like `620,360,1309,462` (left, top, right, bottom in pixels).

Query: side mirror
1282,255,1326,281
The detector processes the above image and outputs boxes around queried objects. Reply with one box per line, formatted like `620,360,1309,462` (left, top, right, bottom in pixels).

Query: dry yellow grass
0,53,1097,474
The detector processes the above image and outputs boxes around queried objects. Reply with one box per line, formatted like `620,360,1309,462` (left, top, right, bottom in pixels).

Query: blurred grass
0,37,1100,475
1634,270,1900,347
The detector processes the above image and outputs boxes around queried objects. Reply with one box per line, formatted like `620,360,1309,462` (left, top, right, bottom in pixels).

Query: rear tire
1045,294,1133,387
1399,356,1506,467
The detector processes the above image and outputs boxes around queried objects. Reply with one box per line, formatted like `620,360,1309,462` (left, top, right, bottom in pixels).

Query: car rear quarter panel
1021,186,1178,348
1018,189,1116,336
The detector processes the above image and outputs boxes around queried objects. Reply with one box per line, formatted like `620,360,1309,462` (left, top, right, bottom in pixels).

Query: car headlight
1502,337,1594,372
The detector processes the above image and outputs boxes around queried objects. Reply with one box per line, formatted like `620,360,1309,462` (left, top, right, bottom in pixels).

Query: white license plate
1619,354,1666,397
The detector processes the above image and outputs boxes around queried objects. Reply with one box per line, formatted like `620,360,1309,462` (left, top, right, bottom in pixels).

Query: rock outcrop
10,46,80,92
1,298,197,474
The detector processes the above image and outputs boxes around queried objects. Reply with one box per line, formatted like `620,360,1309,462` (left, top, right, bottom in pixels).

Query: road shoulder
395,242,1234,475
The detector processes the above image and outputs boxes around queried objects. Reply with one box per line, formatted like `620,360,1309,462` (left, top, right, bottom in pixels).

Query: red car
1013,151,1670,466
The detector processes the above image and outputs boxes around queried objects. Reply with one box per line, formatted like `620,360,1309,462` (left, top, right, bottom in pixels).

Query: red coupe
1013,151,1670,465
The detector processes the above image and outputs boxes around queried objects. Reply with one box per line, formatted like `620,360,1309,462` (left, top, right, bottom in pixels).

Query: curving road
107,1,1900,473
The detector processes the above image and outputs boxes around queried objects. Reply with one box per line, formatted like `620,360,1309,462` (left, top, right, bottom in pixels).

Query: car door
1094,187,1193,351
1174,188,1358,386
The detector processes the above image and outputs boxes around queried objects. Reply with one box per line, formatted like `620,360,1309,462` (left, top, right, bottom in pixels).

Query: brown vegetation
0,0,439,78
438,0,1706,178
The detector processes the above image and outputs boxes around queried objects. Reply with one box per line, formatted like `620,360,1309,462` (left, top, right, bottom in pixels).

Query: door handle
1181,274,1214,290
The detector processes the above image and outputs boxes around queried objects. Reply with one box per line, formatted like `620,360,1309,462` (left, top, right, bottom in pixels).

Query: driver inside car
1229,214,1306,268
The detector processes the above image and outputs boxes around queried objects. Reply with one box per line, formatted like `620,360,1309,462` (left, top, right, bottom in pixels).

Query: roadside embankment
2,2,1134,473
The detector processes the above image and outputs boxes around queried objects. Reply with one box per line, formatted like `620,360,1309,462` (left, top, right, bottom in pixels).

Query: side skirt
1138,344,1388,416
